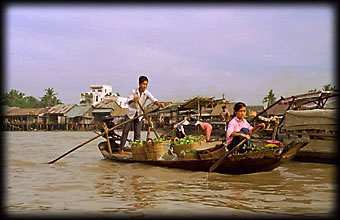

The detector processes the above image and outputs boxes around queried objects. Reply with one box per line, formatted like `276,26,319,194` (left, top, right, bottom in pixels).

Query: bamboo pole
103,122,112,157
47,107,160,164
137,101,160,139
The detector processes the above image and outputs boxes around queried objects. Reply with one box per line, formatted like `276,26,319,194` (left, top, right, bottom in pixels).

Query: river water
3,131,337,218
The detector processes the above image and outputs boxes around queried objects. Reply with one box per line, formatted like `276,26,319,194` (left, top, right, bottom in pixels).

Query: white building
102,95,128,108
80,85,113,105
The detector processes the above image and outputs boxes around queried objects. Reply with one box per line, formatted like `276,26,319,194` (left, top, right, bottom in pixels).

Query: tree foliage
1,88,63,108
308,84,336,93
262,89,276,108
322,84,336,91
40,88,63,107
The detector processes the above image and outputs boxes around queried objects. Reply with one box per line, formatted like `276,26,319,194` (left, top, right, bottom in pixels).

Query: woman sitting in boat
226,102,265,153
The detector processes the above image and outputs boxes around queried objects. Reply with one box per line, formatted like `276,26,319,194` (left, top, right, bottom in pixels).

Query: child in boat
226,102,265,153
195,121,213,142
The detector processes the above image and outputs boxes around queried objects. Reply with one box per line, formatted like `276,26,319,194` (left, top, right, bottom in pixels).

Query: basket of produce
265,140,281,147
171,135,201,156
198,143,226,160
145,137,169,160
178,149,199,160
130,140,147,160
199,135,206,145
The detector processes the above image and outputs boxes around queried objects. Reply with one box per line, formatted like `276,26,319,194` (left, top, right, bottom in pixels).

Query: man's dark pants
120,115,142,150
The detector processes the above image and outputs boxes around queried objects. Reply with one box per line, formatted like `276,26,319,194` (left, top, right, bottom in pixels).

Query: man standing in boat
220,105,231,131
119,75,164,155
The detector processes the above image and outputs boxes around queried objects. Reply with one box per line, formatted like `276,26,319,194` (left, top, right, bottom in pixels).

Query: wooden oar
47,107,159,164
93,129,132,142
209,127,260,173
137,101,160,139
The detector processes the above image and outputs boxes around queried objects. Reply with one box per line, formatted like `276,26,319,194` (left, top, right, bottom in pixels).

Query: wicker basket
199,145,226,160
199,135,206,146
131,144,147,160
178,151,199,160
173,142,200,156
145,140,166,160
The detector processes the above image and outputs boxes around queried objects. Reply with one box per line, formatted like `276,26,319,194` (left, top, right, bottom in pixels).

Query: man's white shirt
126,88,158,121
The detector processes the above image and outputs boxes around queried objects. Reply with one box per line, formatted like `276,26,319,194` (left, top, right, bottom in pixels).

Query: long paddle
136,100,160,139
209,126,260,173
47,107,159,164
93,129,132,142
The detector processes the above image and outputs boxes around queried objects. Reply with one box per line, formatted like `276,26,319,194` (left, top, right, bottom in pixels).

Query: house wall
91,85,113,105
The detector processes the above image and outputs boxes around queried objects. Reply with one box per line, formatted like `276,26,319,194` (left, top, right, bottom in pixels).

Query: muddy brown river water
3,131,337,218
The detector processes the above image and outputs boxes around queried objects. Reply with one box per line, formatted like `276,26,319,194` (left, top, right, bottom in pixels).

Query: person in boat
220,105,231,131
100,116,121,150
226,102,265,153
101,116,118,136
119,75,164,155
174,117,190,139
195,121,213,142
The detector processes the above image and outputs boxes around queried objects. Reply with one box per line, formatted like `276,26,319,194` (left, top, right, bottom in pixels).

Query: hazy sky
6,4,335,105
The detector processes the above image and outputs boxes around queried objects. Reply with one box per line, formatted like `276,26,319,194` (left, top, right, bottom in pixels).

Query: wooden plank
283,131,336,137
299,139,336,153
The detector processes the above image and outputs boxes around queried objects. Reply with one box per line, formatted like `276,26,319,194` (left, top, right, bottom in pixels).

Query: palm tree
40,88,63,107
1,89,25,106
262,89,276,108
322,84,336,91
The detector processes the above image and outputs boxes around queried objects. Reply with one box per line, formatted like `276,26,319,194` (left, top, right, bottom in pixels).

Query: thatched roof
182,96,215,109
266,103,290,116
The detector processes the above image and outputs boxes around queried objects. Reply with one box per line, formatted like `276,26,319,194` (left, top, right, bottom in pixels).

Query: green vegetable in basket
154,138,163,143
184,149,197,153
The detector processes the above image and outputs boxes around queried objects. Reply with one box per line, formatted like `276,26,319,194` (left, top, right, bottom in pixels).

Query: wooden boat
97,137,309,175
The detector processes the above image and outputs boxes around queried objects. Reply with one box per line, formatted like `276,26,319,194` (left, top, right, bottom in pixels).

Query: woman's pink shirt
226,117,253,146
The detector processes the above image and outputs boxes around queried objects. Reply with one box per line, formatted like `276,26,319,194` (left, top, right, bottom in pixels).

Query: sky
5,4,335,106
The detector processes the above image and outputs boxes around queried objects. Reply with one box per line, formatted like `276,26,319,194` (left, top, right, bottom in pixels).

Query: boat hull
98,138,309,175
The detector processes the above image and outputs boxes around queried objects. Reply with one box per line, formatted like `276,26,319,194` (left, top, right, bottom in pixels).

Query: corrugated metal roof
93,99,128,117
5,107,50,116
93,99,115,109
45,104,76,114
64,105,92,118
